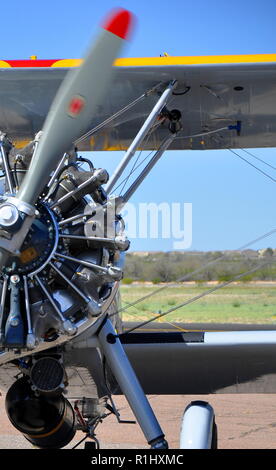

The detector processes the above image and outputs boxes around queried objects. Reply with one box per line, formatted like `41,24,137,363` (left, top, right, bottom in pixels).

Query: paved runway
0,392,276,449
1,322,276,449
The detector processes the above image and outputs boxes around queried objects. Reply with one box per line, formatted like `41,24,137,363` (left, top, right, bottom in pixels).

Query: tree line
122,248,276,283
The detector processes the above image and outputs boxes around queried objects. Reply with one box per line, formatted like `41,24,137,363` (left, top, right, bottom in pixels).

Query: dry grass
120,282,276,324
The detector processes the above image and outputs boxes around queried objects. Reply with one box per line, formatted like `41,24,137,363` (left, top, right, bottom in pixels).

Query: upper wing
1,54,276,150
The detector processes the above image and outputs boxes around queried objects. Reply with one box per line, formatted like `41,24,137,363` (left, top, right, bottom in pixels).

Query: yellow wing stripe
0,60,11,67
2,54,276,68
52,59,83,67
52,54,276,68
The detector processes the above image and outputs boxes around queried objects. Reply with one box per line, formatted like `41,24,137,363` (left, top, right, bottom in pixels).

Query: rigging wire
119,148,147,196
111,227,276,317
93,116,275,330
118,131,153,196
74,83,163,145
121,297,187,333
107,137,276,325
119,258,275,335
229,149,276,183
240,148,276,171
110,132,171,196
175,126,229,140
110,149,155,195
111,108,172,196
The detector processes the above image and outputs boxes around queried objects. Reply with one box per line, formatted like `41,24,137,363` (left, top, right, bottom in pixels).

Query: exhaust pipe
5,377,76,448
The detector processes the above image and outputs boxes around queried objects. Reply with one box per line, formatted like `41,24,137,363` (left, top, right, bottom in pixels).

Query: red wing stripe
6,60,59,67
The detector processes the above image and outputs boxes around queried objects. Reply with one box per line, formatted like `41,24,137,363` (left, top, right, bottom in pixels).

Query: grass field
120,282,276,324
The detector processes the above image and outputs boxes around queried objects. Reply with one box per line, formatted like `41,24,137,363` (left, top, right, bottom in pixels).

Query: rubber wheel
84,441,97,449
211,420,218,449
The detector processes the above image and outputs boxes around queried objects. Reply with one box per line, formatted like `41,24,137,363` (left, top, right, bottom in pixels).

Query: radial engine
0,137,129,356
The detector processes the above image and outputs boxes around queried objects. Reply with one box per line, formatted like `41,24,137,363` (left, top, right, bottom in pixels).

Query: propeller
17,8,134,207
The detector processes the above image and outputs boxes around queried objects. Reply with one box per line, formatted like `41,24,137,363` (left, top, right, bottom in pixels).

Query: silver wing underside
1,61,276,150
1,323,276,396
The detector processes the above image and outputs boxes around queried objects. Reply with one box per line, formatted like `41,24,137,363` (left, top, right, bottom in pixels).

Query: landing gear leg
97,317,168,449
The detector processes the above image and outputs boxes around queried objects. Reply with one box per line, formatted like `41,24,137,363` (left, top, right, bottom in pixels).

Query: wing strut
103,131,179,213
121,133,176,203
105,80,178,194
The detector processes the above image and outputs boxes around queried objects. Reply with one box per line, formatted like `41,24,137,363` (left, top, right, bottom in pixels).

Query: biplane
0,8,274,449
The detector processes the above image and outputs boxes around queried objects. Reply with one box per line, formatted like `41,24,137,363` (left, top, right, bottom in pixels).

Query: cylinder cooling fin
0,144,129,360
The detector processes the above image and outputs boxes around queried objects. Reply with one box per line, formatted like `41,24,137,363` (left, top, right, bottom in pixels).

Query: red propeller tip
103,8,134,40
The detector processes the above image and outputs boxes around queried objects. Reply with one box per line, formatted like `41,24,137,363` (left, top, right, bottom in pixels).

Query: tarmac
0,392,276,449
0,323,276,450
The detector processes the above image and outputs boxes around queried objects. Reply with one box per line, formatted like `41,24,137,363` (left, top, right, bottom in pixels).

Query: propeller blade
17,8,134,206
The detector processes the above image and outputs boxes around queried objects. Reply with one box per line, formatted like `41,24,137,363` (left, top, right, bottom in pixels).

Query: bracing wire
229,149,276,183
110,134,171,196
119,258,275,335
175,126,229,140
110,149,155,195
111,227,276,317
240,148,276,171
74,83,163,145
111,140,276,332
97,119,275,331
118,132,153,196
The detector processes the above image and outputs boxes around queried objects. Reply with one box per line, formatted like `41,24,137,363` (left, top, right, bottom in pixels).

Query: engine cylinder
5,377,76,448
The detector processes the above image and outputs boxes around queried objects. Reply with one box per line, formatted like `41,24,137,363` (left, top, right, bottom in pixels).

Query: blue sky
3,0,276,251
